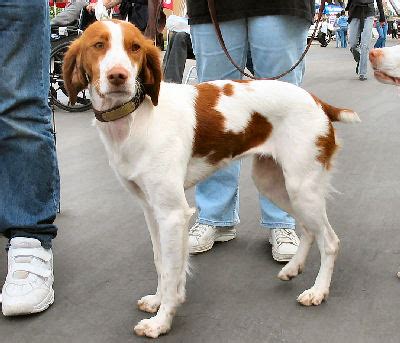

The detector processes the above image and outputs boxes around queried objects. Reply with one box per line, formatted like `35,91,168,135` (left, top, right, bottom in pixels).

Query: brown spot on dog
310,93,356,122
193,83,272,164
223,83,234,96
316,121,338,170
233,80,251,83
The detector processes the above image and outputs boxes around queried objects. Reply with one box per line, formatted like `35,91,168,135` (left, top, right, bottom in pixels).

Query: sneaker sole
189,232,236,254
2,289,54,316
269,238,295,262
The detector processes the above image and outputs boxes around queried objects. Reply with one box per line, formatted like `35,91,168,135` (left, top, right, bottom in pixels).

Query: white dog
369,44,400,85
370,44,400,278
63,20,360,338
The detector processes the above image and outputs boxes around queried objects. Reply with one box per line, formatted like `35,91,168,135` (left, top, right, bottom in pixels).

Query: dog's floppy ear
62,38,88,105
141,40,162,106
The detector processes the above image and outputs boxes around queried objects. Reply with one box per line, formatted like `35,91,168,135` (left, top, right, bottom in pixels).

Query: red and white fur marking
370,44,400,86
63,20,360,338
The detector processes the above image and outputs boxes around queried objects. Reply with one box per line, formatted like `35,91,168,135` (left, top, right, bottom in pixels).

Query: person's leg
374,23,383,48
340,28,346,48
248,15,308,84
348,18,361,60
191,19,247,82
336,30,341,48
195,162,241,227
343,28,348,48
248,15,307,260
358,16,374,78
188,20,247,253
246,46,254,75
382,23,388,48
163,31,190,83
0,0,60,316
0,0,59,249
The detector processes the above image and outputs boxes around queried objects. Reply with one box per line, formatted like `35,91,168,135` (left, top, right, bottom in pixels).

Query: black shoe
359,75,367,81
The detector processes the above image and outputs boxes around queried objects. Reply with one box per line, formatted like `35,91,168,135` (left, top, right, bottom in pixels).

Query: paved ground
1,39,400,343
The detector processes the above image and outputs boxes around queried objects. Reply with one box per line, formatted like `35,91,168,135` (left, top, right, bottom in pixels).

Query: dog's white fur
63,20,360,338
370,44,400,85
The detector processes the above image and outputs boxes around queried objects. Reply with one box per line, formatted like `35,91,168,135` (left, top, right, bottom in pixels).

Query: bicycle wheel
50,40,92,112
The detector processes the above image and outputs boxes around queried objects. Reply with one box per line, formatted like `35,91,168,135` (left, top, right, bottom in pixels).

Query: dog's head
369,45,400,85
62,20,162,108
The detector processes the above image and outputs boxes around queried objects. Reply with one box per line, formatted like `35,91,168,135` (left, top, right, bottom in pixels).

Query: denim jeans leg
349,18,361,64
0,0,60,249
340,29,347,48
336,30,341,47
259,195,295,229
195,162,241,226
191,19,247,227
359,16,374,77
248,15,308,229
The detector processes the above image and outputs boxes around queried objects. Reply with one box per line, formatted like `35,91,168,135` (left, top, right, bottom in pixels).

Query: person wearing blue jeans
346,0,385,80
0,0,60,315
374,21,388,48
334,13,342,48
337,11,348,48
186,0,314,262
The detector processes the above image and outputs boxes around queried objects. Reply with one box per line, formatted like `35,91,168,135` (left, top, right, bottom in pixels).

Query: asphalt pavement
1,39,400,343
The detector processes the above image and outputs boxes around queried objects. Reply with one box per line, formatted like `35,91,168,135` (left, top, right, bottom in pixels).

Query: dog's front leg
137,201,162,314
134,195,193,338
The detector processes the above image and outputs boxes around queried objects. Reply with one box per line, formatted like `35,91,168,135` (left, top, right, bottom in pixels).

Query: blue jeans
339,28,347,48
0,0,60,249
191,15,309,229
335,30,341,47
374,22,388,48
348,16,374,77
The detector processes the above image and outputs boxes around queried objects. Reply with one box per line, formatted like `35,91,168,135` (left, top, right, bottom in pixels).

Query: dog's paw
297,287,328,306
137,294,161,313
278,262,303,281
134,318,170,338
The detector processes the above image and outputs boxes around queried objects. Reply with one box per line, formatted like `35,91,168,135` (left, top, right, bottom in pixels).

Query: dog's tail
311,94,361,123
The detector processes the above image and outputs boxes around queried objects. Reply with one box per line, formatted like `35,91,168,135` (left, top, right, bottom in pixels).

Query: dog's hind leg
296,213,339,306
252,156,315,280
134,186,194,338
283,166,339,306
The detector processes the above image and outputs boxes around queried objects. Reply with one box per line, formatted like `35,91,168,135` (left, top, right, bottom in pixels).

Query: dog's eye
95,42,104,49
131,43,140,52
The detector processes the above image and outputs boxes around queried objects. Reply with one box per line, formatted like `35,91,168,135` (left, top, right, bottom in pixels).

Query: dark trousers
162,31,194,83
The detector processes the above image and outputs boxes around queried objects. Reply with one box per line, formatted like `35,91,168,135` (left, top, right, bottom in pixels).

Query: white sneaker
1,237,54,316
189,223,236,254
269,228,299,262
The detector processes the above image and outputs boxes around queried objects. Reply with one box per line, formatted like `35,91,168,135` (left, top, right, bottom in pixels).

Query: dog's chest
96,119,145,180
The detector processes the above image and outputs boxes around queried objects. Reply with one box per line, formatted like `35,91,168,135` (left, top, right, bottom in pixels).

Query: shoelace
189,223,212,238
274,229,298,247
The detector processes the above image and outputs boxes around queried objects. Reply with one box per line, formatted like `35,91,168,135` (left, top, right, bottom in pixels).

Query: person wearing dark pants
163,31,195,83
0,0,60,316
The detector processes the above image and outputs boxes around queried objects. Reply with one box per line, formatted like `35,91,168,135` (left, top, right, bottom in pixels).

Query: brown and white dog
370,44,400,85
63,20,360,338
370,45,400,279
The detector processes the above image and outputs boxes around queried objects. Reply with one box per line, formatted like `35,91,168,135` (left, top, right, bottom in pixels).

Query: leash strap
206,1,325,80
